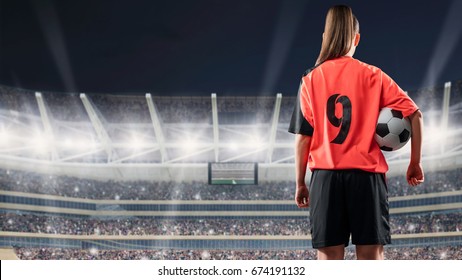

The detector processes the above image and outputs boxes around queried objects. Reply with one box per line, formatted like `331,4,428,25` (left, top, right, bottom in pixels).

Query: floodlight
229,142,238,150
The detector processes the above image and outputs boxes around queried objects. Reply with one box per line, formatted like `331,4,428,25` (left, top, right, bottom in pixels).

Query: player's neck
345,47,356,57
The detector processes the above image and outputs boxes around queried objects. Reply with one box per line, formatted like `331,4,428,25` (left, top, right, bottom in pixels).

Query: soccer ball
375,108,411,151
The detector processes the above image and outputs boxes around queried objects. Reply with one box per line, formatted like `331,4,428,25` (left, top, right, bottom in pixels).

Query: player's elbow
409,109,423,121
295,134,312,152
295,134,312,145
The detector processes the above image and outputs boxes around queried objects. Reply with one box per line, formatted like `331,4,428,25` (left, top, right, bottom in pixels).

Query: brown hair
316,5,360,65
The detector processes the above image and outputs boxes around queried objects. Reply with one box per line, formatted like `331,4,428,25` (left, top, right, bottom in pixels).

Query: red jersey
292,56,418,173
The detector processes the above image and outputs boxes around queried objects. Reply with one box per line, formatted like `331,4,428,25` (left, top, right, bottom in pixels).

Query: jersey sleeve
288,80,314,136
380,71,419,117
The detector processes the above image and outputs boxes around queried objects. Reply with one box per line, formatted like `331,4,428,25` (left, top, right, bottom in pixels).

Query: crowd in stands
0,169,293,200
280,96,296,123
408,85,444,113
1,168,461,200
14,246,462,260
391,212,462,234
154,96,211,124
386,168,462,197
88,94,151,123
2,211,460,236
0,214,310,236
450,79,462,106
43,92,89,122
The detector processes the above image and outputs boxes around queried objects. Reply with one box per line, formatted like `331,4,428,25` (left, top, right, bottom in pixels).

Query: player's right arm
288,76,314,208
407,110,424,186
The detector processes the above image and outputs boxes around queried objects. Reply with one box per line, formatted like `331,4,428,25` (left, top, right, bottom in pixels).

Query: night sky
0,0,461,96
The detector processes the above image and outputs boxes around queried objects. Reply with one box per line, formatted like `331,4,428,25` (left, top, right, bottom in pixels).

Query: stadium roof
1,86,462,181
0,0,461,95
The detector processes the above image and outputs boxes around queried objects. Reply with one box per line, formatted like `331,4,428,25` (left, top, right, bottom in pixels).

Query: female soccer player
288,5,424,260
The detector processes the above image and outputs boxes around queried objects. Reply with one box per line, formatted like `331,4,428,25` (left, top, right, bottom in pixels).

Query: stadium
1,0,462,261
0,79,461,260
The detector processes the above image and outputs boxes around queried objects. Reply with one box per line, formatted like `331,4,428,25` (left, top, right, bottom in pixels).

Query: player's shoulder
352,58,383,76
302,65,320,78
300,57,384,81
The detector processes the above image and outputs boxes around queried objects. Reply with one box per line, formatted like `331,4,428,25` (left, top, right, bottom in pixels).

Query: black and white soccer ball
375,108,411,151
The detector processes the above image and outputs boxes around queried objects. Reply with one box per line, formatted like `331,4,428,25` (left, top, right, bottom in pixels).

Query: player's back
300,56,390,173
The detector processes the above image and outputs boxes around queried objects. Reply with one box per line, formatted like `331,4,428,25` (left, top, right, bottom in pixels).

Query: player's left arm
407,110,424,186
295,134,311,208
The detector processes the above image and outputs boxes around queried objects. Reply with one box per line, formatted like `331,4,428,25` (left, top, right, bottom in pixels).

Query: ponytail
316,5,360,65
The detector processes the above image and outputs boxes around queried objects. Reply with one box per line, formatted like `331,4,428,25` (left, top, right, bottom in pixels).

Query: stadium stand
1,80,462,259
13,246,462,260
1,211,461,236
1,168,461,200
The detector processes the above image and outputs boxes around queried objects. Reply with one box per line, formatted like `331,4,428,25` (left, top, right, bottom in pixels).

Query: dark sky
0,0,461,96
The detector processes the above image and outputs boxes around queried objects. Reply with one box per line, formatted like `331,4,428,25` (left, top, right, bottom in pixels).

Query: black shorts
309,169,391,249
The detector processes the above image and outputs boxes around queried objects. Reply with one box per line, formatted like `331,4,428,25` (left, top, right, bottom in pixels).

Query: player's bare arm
407,110,424,186
295,134,311,208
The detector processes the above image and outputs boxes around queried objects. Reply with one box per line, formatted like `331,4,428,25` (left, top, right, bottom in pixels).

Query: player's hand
295,184,310,208
406,162,424,186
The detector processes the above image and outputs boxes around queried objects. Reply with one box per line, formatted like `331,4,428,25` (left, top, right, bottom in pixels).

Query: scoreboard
208,162,258,185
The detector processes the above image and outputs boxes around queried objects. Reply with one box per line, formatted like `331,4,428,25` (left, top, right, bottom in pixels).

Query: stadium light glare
425,124,445,142
61,137,96,151
129,134,148,150
0,130,10,147
32,0,77,92
33,134,50,154
131,139,142,149
77,139,96,151
423,123,450,156
63,138,73,149
229,142,238,150
421,0,462,87
247,136,263,148
181,137,199,152
260,0,307,94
